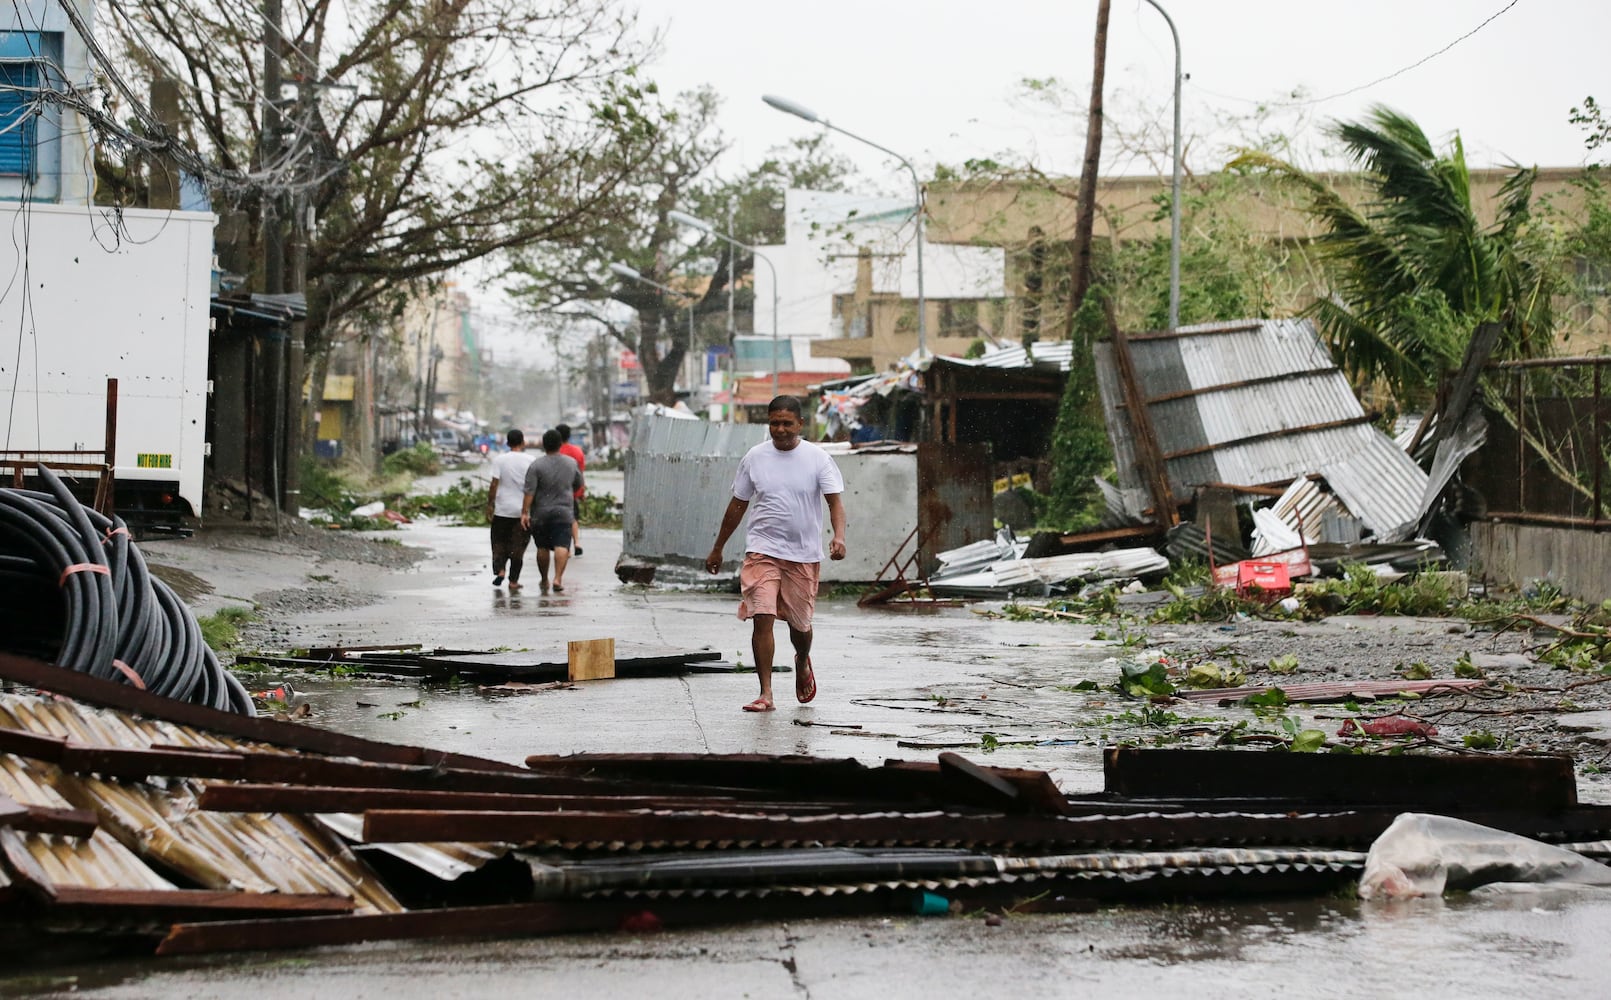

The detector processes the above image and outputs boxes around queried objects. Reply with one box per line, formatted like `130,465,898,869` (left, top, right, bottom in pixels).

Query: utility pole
260,0,284,298
260,0,292,520
1067,0,1112,334
727,208,736,423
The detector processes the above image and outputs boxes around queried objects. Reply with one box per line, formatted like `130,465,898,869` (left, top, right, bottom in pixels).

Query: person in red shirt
556,423,586,557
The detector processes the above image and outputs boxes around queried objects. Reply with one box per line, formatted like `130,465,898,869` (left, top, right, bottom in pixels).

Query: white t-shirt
731,439,844,563
490,450,536,517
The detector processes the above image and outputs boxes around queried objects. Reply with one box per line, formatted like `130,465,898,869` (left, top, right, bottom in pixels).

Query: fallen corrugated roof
0,690,509,911
1094,319,1428,540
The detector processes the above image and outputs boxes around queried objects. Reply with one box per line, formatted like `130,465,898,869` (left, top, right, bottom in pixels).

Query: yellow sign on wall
136,453,173,469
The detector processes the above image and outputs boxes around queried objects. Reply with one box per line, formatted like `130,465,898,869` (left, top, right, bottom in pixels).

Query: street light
764,94,928,357
667,210,782,397
608,262,698,409
1139,0,1183,330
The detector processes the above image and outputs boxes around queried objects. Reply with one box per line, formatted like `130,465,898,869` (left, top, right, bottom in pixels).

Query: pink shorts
737,553,820,633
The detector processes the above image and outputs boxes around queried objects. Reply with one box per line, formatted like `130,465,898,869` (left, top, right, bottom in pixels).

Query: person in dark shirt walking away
706,396,846,712
485,429,535,591
556,423,587,557
521,429,584,594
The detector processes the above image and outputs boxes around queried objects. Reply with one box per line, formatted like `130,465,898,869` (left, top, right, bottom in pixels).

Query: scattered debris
1174,678,1489,705
235,644,736,683
2,648,1607,959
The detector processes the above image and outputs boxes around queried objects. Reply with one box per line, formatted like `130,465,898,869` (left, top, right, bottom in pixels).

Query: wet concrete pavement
10,469,1611,997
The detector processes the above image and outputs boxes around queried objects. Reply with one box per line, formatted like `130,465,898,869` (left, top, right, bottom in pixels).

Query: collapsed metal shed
1093,318,1428,540
621,409,992,583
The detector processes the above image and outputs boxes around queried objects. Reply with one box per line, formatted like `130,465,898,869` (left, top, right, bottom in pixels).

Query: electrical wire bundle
0,465,253,715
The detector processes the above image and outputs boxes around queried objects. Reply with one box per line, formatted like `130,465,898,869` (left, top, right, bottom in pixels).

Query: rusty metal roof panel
0,693,437,908
0,755,178,891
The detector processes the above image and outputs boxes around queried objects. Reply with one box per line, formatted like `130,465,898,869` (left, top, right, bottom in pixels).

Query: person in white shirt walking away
485,429,537,591
706,395,847,712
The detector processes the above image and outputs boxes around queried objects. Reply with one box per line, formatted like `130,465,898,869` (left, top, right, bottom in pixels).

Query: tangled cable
0,465,254,715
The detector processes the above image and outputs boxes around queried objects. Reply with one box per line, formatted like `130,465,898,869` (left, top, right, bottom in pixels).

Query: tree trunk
1066,0,1111,337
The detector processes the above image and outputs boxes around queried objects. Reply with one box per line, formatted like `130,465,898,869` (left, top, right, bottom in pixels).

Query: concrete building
755,189,1008,374
925,167,1607,350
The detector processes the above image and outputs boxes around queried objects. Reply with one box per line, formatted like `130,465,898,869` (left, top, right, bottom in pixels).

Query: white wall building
1,1,96,204
752,188,1007,370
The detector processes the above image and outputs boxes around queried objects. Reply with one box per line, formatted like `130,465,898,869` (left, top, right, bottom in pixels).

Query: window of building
832,293,871,339
0,31,63,193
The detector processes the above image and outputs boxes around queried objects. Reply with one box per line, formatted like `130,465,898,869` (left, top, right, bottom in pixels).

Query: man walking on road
706,395,846,712
485,429,536,591
556,423,587,557
521,429,584,595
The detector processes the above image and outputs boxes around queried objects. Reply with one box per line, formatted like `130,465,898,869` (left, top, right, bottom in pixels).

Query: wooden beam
0,793,97,838
156,896,889,956
1124,320,1262,341
52,887,355,915
1103,748,1579,810
0,727,68,763
59,744,249,781
0,652,518,773
937,752,1024,811
1108,321,1178,526
1138,367,1339,406
1161,416,1375,462
195,783,830,815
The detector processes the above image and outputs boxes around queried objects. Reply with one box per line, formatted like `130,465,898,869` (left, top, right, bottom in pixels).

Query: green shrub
382,442,440,477
579,491,622,528
299,457,360,513
1045,291,1114,529
198,607,255,651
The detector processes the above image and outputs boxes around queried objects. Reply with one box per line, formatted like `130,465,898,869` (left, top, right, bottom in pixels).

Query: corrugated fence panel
623,411,933,582
624,450,746,567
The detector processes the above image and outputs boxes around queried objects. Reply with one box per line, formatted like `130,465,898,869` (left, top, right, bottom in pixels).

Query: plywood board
567,638,615,682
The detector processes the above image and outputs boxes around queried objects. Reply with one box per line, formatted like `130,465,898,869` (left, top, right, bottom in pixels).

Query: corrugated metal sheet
0,692,525,910
623,411,990,584
960,341,1076,371
1093,319,1428,539
630,406,765,458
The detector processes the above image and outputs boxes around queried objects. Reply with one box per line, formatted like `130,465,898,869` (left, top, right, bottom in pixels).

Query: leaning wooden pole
1065,0,1111,336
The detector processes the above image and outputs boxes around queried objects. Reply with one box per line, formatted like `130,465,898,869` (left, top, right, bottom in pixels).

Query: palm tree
1232,107,1556,408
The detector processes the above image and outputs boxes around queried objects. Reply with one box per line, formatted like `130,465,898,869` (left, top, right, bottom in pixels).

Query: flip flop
795,656,817,704
742,697,775,712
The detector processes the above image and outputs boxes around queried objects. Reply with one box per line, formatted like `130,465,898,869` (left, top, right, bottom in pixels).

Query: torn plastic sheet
1359,812,1611,900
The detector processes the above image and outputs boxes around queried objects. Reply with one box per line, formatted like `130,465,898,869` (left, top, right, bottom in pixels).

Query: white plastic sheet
1359,813,1611,900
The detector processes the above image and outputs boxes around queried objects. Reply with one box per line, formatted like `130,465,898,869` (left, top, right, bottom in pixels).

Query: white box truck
0,203,215,532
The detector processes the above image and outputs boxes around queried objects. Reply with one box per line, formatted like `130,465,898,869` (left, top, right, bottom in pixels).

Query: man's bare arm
705,497,750,574
825,492,847,560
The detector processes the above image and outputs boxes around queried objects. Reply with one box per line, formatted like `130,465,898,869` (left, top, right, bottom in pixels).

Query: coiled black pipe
0,466,254,716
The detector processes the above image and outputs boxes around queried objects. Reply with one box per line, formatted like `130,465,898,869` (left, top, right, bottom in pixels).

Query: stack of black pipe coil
0,465,253,715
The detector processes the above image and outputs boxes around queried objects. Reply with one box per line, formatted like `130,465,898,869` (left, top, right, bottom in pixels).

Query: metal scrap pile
0,466,250,713
0,649,1606,959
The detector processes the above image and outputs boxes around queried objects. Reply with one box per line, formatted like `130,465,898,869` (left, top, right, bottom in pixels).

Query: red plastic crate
1235,560,1292,600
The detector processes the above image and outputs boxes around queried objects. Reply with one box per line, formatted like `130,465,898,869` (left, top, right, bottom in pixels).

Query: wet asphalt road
8,469,1611,997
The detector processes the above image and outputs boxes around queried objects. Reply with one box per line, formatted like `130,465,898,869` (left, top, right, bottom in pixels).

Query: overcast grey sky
628,0,1607,186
